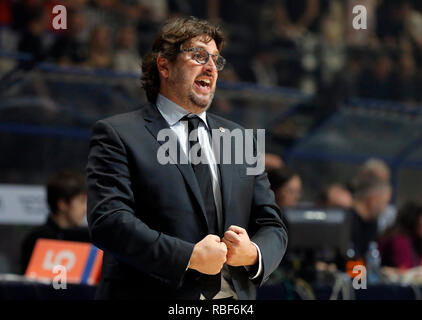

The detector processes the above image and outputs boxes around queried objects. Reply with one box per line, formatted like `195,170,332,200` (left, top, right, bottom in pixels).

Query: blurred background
0,0,422,299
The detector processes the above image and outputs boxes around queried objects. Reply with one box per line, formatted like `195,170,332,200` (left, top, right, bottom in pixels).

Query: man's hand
222,225,258,267
188,235,227,275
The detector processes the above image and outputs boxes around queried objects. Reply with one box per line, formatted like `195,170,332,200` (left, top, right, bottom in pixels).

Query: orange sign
25,239,103,285
346,259,365,278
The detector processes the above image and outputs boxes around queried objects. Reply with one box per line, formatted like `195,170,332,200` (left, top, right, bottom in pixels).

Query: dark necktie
183,114,221,300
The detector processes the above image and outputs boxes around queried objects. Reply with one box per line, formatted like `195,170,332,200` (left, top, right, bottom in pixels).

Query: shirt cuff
244,242,263,279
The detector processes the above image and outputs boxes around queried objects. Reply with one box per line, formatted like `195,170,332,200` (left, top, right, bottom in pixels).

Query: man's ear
157,55,170,79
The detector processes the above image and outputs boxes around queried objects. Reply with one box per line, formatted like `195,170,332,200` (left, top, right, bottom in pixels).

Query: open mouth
194,78,211,93
195,79,211,88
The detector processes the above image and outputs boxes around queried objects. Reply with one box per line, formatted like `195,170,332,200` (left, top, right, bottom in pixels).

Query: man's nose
204,56,218,73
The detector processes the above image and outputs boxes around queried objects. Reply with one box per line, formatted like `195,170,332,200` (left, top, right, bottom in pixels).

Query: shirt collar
156,94,209,128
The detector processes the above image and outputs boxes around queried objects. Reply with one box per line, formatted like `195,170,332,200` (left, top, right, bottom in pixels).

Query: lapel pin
219,127,225,133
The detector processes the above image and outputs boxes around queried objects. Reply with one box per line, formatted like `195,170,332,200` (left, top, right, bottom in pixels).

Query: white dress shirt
156,94,263,299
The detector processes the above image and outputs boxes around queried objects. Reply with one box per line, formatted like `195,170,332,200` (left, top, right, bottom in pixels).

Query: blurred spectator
376,0,411,48
84,0,124,37
319,7,346,86
17,7,48,61
392,51,418,103
113,1,147,25
85,25,113,69
346,0,377,46
265,153,284,171
168,0,203,19
268,166,302,209
0,0,19,52
218,63,240,83
64,0,88,11
348,175,392,260
354,158,391,182
113,25,141,73
274,0,322,39
352,158,396,234
358,53,395,100
406,2,422,53
343,48,365,97
270,0,323,91
247,47,280,87
50,9,89,65
316,183,353,209
0,0,13,26
4,0,422,107
11,0,46,32
20,171,90,273
379,202,422,269
137,0,168,23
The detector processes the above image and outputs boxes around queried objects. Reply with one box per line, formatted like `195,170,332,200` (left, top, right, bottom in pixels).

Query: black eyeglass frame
180,45,226,71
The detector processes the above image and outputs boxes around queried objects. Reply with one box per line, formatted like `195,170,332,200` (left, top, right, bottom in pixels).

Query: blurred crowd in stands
266,155,422,283
17,157,421,287
1,0,422,104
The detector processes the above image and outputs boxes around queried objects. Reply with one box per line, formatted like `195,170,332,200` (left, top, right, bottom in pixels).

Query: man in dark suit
86,16,288,300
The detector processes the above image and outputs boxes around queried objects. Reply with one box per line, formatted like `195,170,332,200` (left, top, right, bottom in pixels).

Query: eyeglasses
180,46,226,71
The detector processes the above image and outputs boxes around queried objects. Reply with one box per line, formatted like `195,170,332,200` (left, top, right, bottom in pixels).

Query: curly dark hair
141,16,225,103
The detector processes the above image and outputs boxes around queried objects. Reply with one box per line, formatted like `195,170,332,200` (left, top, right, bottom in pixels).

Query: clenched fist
222,225,258,267
188,235,227,275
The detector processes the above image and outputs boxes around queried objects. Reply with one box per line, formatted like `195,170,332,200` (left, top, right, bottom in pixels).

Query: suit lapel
143,103,208,225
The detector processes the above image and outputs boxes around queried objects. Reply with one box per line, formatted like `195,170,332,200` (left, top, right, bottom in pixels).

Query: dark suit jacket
86,102,288,300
